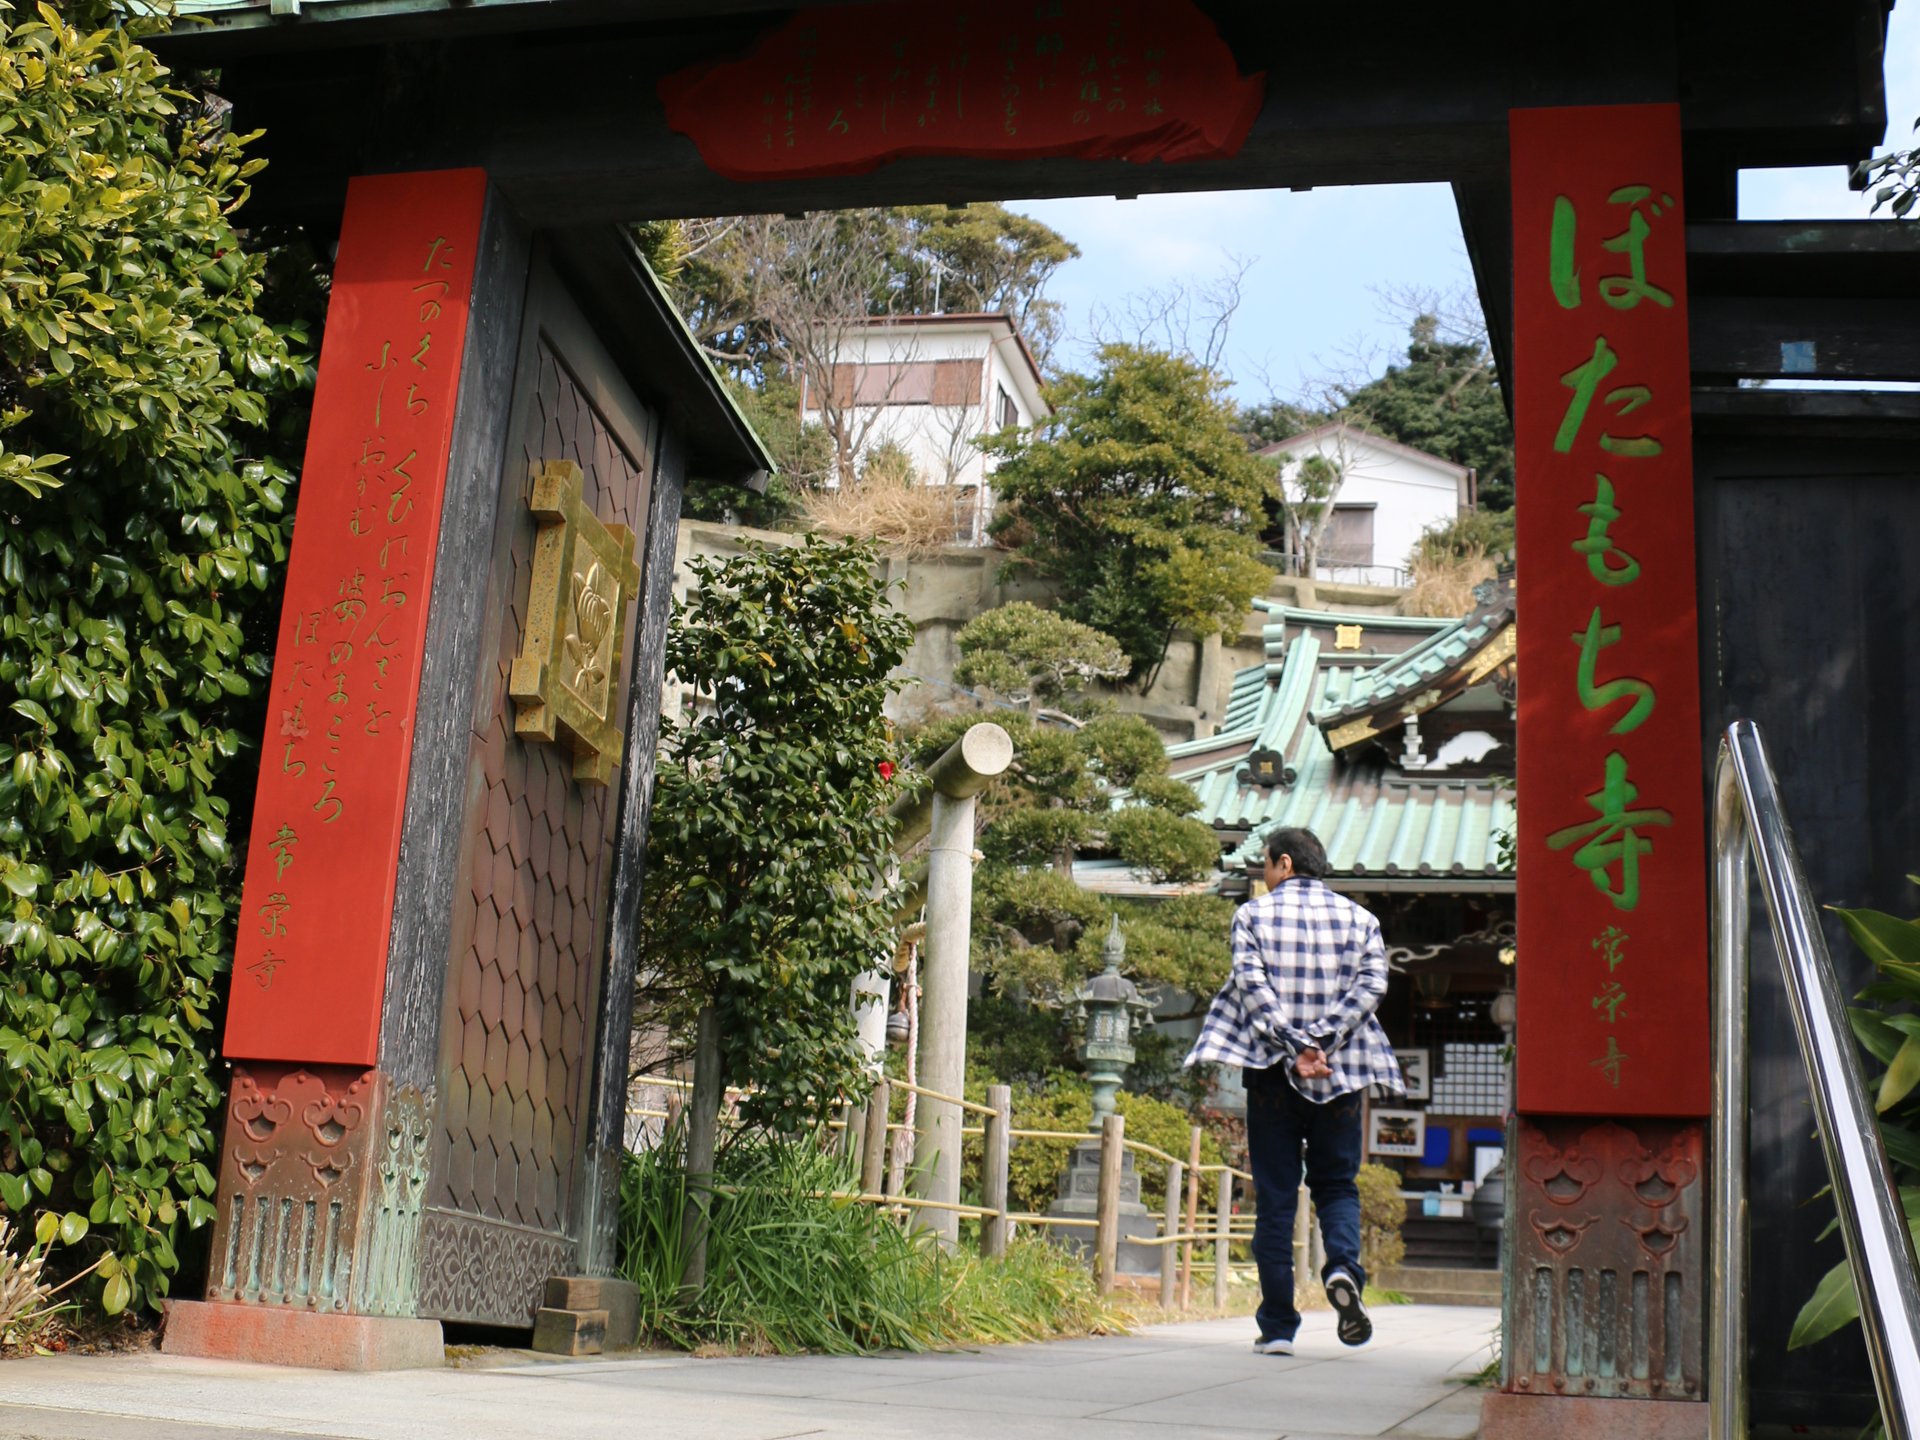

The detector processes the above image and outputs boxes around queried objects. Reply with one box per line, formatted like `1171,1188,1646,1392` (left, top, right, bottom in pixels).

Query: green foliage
1408,508,1515,572
1107,806,1219,884
1078,712,1172,789
681,372,821,527
640,537,915,1127
986,344,1274,684
0,2,311,1314
1128,774,1200,816
1790,885,1920,1354
909,707,1220,1007
617,1129,1118,1353
1339,316,1514,511
971,1073,1223,1218
1234,397,1325,451
886,204,1079,363
1267,452,1345,575
1857,116,1920,218
1107,894,1237,1004
1357,1162,1407,1276
965,991,1073,1088
953,602,1127,716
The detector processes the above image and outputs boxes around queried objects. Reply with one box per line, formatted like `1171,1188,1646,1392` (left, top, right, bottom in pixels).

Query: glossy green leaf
101,1272,130,1316
1879,1034,1920,1114
1788,1259,1860,1349
1831,905,1920,979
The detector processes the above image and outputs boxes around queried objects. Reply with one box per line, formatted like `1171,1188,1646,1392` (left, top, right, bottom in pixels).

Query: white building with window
801,312,1049,543
1259,421,1476,587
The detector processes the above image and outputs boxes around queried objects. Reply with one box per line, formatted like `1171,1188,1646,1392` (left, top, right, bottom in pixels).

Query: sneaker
1325,1269,1372,1347
1253,1335,1295,1356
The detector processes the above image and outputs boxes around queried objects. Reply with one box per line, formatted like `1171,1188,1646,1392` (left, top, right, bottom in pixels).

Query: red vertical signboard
225,170,489,1065
1510,107,1709,1116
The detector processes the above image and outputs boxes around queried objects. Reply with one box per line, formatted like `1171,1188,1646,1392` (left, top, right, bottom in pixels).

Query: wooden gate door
415,254,661,1326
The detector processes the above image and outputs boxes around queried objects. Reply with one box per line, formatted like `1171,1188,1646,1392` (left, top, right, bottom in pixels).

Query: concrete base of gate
1481,1390,1706,1439
162,1300,445,1371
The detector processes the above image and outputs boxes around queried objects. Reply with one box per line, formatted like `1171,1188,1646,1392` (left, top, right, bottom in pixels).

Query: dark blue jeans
1243,1064,1366,1341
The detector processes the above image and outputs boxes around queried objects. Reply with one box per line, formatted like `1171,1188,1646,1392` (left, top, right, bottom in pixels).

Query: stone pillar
913,787,977,1245
902,723,1012,1243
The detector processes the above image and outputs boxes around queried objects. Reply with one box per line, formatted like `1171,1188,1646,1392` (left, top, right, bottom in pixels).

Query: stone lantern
1069,916,1157,1130
1048,917,1160,1274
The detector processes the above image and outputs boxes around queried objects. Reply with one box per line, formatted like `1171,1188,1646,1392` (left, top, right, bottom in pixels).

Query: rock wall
671,520,1407,741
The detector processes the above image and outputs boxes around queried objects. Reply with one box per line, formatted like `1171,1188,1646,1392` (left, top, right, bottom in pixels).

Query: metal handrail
1711,720,1920,1439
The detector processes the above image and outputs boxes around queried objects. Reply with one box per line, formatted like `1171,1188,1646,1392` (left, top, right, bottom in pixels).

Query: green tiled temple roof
1168,601,1514,889
1310,578,1516,743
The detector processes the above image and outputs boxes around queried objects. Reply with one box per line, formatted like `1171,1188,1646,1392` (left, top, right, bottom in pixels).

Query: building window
1323,504,1376,568
829,359,982,407
997,382,1018,429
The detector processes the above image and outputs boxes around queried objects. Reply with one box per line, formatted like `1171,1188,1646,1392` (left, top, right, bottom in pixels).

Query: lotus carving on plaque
508,459,642,784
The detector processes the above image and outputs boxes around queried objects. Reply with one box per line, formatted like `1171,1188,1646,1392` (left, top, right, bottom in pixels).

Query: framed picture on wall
1368,1108,1426,1158
1396,1047,1430,1100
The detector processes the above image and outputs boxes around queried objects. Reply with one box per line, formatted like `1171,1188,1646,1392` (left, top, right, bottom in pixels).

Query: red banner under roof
1510,105,1710,1117
659,0,1264,182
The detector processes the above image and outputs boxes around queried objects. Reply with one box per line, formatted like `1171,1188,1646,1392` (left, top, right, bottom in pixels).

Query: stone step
1376,1265,1503,1307
1389,1288,1502,1308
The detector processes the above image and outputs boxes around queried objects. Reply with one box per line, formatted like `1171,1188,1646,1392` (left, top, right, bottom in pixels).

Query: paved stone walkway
0,1305,1498,1440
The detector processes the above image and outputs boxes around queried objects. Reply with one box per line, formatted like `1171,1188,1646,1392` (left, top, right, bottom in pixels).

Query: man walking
1186,826,1402,1355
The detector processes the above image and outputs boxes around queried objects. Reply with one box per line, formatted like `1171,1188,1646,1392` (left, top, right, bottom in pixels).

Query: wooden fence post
1292,1182,1312,1302
1160,1158,1184,1308
681,1004,723,1298
1095,1114,1125,1295
1180,1124,1201,1308
983,1083,1011,1259
1212,1169,1232,1310
860,1077,890,1197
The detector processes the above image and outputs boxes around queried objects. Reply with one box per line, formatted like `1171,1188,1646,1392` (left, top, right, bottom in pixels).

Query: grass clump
617,1127,1123,1355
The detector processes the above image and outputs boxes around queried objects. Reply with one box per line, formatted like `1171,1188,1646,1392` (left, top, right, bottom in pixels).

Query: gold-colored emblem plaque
1334,624,1364,651
508,460,642,784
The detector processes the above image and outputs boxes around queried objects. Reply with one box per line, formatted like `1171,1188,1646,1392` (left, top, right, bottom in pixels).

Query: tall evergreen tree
1339,315,1515,510
985,344,1274,686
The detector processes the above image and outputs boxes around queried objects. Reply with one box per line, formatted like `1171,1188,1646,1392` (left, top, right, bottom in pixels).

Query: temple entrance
153,1,1918,1429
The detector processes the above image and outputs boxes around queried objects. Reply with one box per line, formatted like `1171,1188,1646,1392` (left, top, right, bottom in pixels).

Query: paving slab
0,1304,1499,1440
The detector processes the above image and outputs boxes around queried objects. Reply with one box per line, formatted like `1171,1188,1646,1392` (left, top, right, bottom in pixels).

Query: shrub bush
1357,1162,1407,1275
0,3,311,1314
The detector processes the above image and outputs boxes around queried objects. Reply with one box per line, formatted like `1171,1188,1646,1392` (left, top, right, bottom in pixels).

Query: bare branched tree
1086,253,1254,376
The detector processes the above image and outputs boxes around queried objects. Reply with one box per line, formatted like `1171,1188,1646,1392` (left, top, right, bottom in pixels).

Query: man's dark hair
1265,826,1330,878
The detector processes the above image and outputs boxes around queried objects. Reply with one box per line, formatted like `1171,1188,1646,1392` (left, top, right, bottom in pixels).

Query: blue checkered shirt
1184,877,1403,1102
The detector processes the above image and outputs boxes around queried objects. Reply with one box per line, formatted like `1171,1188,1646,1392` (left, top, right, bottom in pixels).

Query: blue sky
1008,7,1917,402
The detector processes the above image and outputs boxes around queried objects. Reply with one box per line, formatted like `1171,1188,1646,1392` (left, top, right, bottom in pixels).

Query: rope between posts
1004,1212,1098,1228
886,1076,999,1117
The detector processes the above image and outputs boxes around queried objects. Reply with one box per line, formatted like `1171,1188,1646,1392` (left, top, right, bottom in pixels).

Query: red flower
877,761,895,781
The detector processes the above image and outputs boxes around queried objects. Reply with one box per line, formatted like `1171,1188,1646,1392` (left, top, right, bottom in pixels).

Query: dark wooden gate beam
161,2,1891,229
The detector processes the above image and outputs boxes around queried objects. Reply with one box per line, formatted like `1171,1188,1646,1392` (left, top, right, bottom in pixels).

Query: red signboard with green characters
224,169,488,1065
659,0,1264,181
1510,106,1709,1117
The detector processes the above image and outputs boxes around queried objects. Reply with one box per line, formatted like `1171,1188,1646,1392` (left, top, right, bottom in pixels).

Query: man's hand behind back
1294,1047,1332,1079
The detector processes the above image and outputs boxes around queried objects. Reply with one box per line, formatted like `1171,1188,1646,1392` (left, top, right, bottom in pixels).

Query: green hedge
0,4,312,1313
